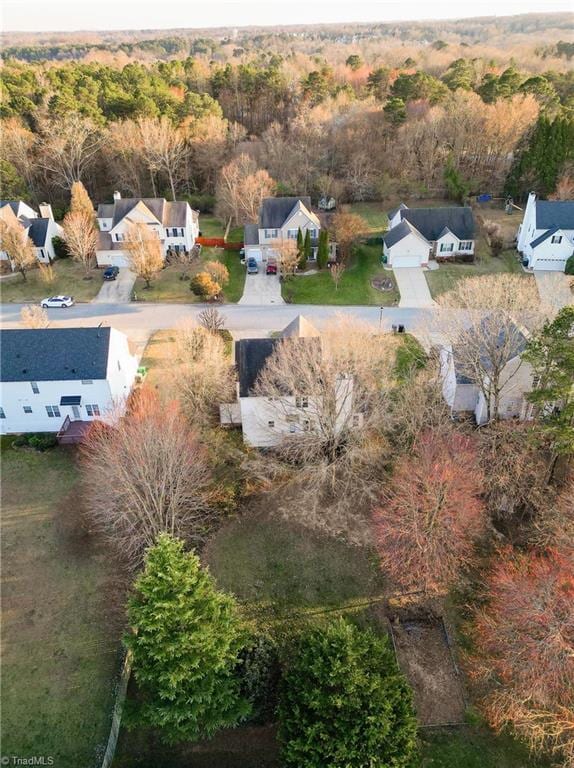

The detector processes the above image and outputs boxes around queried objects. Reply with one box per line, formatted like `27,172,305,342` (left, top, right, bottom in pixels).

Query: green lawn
347,202,389,234
0,259,102,303
425,250,528,299
282,243,399,306
1,438,120,766
133,246,245,303
199,215,244,243
421,727,551,767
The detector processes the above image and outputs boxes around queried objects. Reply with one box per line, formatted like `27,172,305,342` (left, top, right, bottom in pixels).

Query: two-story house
244,197,321,265
0,327,139,436
96,192,199,267
383,205,475,268
0,200,64,265
516,192,574,272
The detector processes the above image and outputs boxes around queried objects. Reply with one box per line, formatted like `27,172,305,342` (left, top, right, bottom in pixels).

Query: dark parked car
247,257,259,274
266,258,277,275
103,266,120,280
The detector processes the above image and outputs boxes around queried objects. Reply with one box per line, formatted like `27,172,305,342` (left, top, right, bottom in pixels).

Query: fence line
100,649,132,768
196,237,243,250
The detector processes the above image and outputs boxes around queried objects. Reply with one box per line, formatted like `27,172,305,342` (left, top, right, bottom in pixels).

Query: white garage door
392,254,422,268
97,253,131,268
534,258,566,272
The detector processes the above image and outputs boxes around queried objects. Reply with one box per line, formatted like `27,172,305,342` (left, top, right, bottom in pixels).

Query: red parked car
266,258,278,275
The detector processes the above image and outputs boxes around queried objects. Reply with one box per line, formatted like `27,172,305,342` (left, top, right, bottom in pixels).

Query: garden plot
389,614,466,726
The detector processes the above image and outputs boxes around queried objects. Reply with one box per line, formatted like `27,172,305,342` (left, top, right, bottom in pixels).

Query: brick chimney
39,202,54,220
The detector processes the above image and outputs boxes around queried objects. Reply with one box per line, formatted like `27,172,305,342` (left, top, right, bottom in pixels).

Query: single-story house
383,205,475,268
516,192,574,272
0,327,139,435
96,192,199,267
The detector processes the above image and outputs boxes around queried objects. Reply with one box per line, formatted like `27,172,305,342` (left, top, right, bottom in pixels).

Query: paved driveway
393,267,436,308
534,271,573,313
92,268,136,304
238,271,284,306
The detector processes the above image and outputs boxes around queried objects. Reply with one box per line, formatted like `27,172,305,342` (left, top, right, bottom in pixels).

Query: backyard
1,437,123,766
0,259,102,303
114,507,550,768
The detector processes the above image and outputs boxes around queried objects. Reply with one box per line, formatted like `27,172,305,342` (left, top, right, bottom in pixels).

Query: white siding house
384,205,475,268
96,192,199,267
244,197,321,265
0,327,138,435
0,201,63,265
516,192,574,272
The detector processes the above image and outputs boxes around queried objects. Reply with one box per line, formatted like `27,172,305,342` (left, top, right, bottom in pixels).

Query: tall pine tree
124,534,249,744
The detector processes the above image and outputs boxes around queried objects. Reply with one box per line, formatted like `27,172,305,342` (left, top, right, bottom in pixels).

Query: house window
86,404,100,416
551,235,562,244
30,381,39,394
439,242,454,253
115,233,125,242
81,380,93,385
117,360,121,371
264,229,278,239
296,396,309,408
309,229,317,239
23,406,33,414
458,241,473,251
0,407,5,419
267,420,275,428
45,405,61,418
287,229,298,239
303,419,310,432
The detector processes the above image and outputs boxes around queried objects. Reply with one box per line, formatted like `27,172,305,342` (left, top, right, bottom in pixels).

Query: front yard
282,243,399,306
0,259,102,303
1,438,122,766
425,250,529,299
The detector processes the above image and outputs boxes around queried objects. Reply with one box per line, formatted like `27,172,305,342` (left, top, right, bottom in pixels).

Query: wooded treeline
1,37,572,211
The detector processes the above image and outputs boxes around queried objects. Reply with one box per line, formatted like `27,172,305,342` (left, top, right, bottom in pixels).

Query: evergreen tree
384,97,407,124
316,229,329,269
124,534,249,744
301,229,311,269
279,619,418,768
296,227,304,268
444,156,470,203
523,306,574,458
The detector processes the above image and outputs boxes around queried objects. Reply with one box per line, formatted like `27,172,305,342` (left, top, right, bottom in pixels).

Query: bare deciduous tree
0,220,37,281
215,154,275,226
331,211,367,261
436,274,543,422
20,305,49,328
126,223,164,288
330,262,345,290
137,116,187,200
81,390,215,568
375,430,486,595
62,210,98,275
36,113,102,190
204,260,229,288
69,180,95,217
271,238,298,277
198,306,226,334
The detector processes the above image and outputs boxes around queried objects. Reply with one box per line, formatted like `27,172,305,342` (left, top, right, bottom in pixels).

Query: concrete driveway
534,271,573,313
92,268,136,304
238,271,284,306
393,267,436,308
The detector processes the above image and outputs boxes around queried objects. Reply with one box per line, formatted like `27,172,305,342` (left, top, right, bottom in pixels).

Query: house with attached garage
0,200,63,265
383,205,475,268
244,197,322,266
0,327,138,437
220,315,357,447
516,192,574,272
95,192,199,268
439,318,534,425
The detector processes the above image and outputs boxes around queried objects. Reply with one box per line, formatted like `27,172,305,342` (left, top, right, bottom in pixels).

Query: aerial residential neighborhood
1,6,573,768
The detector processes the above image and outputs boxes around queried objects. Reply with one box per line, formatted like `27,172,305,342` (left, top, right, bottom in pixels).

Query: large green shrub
279,619,418,768
124,534,249,744
565,254,574,275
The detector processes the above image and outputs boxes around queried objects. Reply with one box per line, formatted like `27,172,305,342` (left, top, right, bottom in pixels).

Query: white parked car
40,295,75,308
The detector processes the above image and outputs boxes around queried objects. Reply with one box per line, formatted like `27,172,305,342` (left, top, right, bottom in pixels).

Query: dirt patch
390,614,466,726
371,276,395,292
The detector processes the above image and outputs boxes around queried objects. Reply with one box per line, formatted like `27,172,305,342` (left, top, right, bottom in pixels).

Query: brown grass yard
1,437,125,766
0,259,102,303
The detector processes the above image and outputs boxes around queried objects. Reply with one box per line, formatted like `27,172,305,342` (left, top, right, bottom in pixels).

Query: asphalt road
0,301,435,342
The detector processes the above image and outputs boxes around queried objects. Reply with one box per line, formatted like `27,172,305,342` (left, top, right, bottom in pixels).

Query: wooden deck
57,416,92,445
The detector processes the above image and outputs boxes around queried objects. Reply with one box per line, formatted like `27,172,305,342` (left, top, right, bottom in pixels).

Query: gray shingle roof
244,224,260,245
535,200,574,231
259,197,313,229
383,219,427,247
400,207,475,241
27,218,50,247
111,198,165,228
388,202,407,220
236,338,278,397
97,203,114,219
164,201,188,228
1,328,112,382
